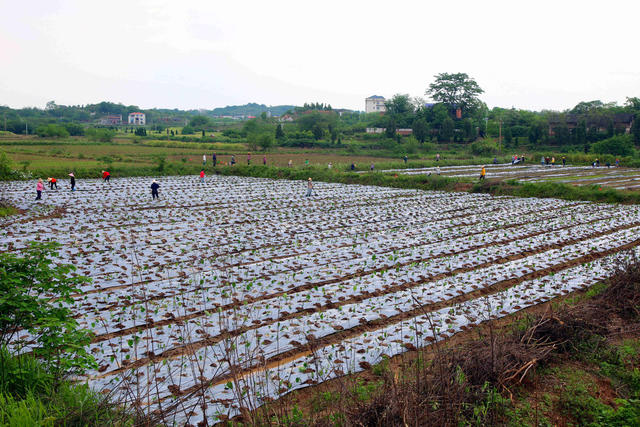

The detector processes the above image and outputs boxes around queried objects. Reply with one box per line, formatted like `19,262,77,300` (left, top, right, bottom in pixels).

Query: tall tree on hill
426,73,484,115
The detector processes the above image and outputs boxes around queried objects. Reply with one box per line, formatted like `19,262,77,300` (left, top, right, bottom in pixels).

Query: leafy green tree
85,128,115,142
189,115,210,130
154,155,166,172
462,118,475,142
312,124,324,140
297,111,337,135
35,124,69,138
385,94,414,128
570,100,608,114
275,123,285,141
575,120,587,145
607,120,615,137
243,119,260,136
0,151,14,179
412,118,429,143
0,242,95,377
528,123,543,144
63,123,84,136
385,119,396,138
440,117,455,142
503,127,512,145
426,72,484,115
632,114,640,144
134,127,147,136
258,133,274,151
552,124,570,145
591,135,634,156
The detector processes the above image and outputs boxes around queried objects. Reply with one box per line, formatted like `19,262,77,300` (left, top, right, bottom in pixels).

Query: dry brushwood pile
1,175,640,424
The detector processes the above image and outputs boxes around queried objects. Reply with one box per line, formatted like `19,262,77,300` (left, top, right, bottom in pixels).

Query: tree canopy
426,72,484,114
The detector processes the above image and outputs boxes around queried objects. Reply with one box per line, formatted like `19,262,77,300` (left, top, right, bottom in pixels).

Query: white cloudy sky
1,0,639,111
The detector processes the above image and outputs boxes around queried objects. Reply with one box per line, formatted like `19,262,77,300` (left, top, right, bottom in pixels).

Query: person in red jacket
199,169,205,183
47,177,58,189
102,170,110,183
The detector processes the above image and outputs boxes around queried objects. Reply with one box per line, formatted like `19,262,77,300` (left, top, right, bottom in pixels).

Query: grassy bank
0,348,137,426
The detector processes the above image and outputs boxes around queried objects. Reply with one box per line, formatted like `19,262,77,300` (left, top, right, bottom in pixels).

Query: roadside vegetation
0,242,139,425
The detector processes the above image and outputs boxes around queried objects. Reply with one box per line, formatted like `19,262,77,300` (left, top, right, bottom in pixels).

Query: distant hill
210,103,297,117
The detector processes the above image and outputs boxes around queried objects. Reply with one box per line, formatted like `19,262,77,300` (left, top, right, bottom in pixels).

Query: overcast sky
1,0,639,112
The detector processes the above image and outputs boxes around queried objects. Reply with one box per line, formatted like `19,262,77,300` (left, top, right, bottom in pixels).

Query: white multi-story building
365,95,386,113
128,112,146,125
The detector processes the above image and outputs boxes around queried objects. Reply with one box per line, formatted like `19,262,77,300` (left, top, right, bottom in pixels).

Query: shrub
471,139,499,156
591,135,634,157
0,151,14,179
85,128,115,143
35,124,69,138
0,242,95,377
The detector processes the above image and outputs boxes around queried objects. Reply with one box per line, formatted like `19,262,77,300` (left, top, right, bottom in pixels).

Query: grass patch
0,348,137,426
0,201,19,217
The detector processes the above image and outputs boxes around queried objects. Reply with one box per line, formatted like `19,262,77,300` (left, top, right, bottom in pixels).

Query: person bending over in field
47,177,58,189
150,179,160,199
102,170,110,183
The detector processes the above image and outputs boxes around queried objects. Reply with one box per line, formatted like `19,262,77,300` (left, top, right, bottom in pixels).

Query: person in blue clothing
151,179,160,199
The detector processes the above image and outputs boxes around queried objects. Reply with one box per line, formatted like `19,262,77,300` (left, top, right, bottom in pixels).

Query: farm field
382,163,640,190
2,175,640,424
0,137,397,172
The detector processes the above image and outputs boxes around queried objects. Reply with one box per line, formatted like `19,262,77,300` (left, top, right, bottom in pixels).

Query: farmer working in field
150,179,160,199
47,177,57,189
102,170,110,183
306,178,314,197
35,178,43,200
479,165,486,181
69,172,75,191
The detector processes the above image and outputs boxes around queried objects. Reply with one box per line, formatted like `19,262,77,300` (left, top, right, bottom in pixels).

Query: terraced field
382,163,640,190
2,175,640,424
